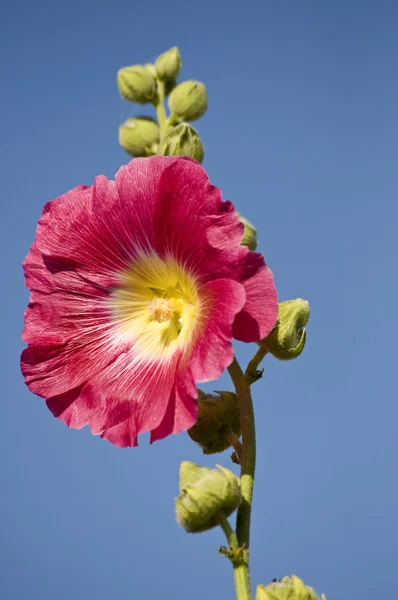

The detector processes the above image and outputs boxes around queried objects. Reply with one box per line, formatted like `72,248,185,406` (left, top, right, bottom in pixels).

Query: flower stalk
219,512,251,600
246,346,268,384
227,356,257,600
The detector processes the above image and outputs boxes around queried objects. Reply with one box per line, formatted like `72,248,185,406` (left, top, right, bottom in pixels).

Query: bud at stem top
117,64,158,104
159,123,204,162
168,80,208,122
155,46,182,82
119,117,160,157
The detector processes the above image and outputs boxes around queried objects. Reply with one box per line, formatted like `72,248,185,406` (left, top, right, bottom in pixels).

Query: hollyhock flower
21,157,277,447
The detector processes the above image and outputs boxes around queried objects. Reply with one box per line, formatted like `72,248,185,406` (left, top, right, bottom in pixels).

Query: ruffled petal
189,279,246,382
45,350,180,448
150,367,198,443
34,158,177,283
152,160,244,277
232,256,278,342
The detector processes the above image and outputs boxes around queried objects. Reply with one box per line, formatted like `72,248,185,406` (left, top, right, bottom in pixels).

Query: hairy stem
228,356,256,600
245,345,268,383
219,513,251,600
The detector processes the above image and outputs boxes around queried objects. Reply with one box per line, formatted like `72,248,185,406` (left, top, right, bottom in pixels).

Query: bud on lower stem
176,462,241,533
256,575,326,600
188,391,241,454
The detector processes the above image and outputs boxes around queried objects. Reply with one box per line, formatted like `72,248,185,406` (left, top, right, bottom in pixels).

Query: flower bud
168,80,208,122
117,65,158,104
238,214,258,251
256,575,326,600
260,299,310,360
176,462,241,533
119,117,160,157
159,123,204,162
155,46,182,82
188,391,241,454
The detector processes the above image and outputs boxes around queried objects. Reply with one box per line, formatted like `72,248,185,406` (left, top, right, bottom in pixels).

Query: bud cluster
117,47,207,161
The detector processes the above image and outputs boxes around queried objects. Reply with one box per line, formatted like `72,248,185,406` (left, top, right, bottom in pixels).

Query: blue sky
1,1,397,598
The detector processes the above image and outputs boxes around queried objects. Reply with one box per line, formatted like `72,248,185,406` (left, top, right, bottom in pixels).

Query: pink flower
21,157,277,447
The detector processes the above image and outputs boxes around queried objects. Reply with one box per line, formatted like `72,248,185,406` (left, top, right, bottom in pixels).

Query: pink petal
152,159,278,343
233,258,278,343
45,350,180,448
35,158,177,284
152,160,244,276
150,367,198,443
189,279,246,382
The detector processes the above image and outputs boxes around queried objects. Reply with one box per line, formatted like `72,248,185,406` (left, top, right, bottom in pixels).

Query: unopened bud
168,80,208,122
238,214,258,251
155,46,182,82
176,462,241,533
188,391,241,454
159,123,204,162
117,65,158,104
260,299,310,360
256,575,326,600
119,117,159,157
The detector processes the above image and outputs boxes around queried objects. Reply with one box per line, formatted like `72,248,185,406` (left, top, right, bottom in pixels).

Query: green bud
155,46,182,82
256,575,326,600
168,80,208,122
117,65,158,104
238,214,258,251
260,299,310,360
188,391,241,454
119,117,159,157
159,123,204,163
176,462,241,533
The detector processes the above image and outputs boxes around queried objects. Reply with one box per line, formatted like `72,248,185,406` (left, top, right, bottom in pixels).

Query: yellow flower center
110,253,202,359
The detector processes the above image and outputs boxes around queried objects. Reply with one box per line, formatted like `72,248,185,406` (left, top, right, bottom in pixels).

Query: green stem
219,514,252,600
155,80,168,140
219,512,239,550
222,426,243,461
228,356,256,600
245,345,268,383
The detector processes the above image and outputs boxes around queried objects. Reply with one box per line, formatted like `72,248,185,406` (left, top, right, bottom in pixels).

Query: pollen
150,297,178,323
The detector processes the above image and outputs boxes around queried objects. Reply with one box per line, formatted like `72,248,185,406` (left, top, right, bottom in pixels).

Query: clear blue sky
1,1,397,599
